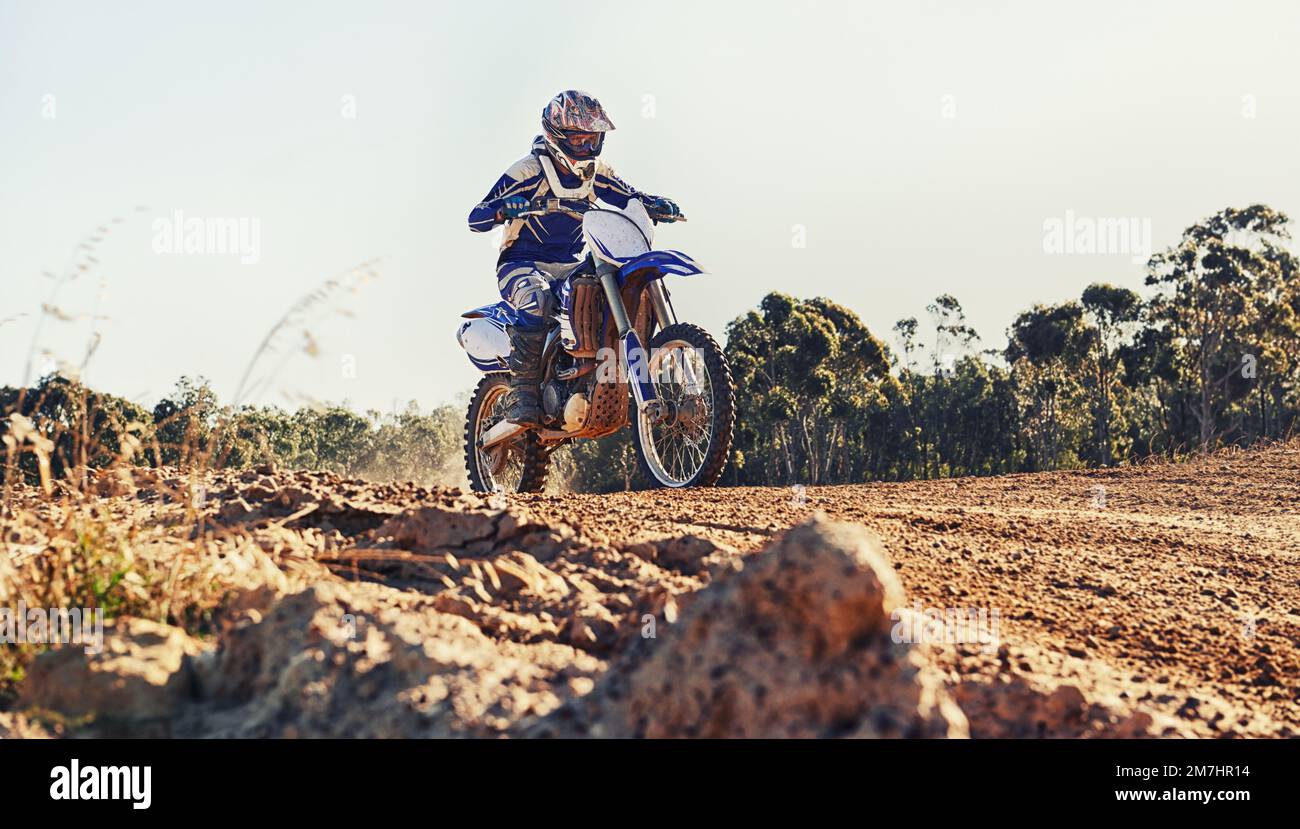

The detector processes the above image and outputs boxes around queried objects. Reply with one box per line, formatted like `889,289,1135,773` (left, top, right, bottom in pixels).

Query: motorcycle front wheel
630,323,735,488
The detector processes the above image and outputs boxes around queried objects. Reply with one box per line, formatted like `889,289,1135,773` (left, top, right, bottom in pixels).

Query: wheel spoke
475,384,525,492
639,340,715,486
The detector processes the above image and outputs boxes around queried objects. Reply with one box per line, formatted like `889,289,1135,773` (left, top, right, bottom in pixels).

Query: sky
2,0,1298,414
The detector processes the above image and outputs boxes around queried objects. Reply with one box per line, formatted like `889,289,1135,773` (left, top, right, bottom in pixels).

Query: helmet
541,90,615,180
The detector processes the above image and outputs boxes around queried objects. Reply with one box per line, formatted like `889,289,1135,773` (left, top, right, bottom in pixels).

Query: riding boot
505,324,545,427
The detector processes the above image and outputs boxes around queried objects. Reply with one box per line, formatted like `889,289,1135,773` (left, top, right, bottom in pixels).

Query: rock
218,496,257,521
91,467,136,498
490,551,568,600
533,516,968,738
652,535,732,575
623,542,657,562
19,618,208,730
565,601,621,653
376,505,511,552
1046,685,1088,720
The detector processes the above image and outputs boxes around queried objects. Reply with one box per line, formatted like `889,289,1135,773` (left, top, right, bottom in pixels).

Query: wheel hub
675,395,708,429
643,398,673,426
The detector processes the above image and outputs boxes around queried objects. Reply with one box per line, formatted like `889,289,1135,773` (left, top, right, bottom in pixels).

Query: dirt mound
20,618,206,736
180,580,602,737
17,581,604,738
346,495,706,659
532,517,968,738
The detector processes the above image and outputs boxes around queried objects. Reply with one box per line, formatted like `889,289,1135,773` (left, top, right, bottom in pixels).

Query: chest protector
535,153,599,203
499,153,601,254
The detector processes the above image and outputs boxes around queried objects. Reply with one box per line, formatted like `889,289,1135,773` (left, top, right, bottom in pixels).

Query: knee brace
502,270,555,329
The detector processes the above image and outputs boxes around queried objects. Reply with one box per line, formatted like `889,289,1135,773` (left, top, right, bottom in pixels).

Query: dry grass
1,480,221,705
1,233,383,709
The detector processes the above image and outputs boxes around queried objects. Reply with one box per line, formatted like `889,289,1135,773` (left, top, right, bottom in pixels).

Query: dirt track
4,442,1298,738
522,445,1300,734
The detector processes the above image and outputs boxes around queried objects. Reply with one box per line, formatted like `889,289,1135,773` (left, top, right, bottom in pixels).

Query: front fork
598,268,698,417
646,278,677,330
598,267,656,413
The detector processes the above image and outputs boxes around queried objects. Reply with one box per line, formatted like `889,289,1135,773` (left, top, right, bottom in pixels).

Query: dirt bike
456,198,734,492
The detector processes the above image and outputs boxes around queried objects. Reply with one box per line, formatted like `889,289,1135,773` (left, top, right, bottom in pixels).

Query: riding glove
498,196,532,221
646,196,681,222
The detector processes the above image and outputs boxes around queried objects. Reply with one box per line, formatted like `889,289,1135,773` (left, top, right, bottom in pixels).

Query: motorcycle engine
562,392,589,431
541,381,565,423
541,380,589,432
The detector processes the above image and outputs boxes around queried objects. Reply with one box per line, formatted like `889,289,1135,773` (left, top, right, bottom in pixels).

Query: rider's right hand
497,196,531,221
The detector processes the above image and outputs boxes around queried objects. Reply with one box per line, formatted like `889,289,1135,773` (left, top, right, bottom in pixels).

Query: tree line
1,375,466,489
717,204,1298,486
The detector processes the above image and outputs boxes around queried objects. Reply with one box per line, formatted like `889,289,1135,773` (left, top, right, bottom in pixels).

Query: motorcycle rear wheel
464,373,549,493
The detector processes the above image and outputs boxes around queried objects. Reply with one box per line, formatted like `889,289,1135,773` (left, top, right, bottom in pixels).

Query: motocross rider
467,89,682,427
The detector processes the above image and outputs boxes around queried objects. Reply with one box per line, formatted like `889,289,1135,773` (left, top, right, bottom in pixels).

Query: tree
891,317,925,478
923,295,981,478
1,375,151,486
1080,283,1141,465
1006,302,1091,470
725,293,890,485
1145,205,1299,449
151,376,219,466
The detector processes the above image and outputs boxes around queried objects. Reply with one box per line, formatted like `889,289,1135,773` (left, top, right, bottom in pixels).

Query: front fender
618,249,706,281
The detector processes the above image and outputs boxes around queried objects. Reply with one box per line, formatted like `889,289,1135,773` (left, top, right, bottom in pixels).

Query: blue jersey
468,137,661,264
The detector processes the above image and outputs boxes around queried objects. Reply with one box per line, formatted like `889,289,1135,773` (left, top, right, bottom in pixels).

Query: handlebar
515,198,688,224
516,198,587,220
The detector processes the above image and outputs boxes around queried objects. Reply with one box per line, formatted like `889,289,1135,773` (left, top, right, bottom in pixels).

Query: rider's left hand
646,196,681,223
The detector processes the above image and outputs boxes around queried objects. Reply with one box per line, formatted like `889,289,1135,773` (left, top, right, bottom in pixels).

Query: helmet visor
559,129,604,159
